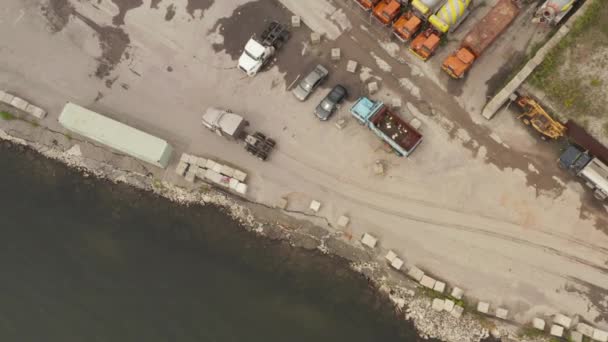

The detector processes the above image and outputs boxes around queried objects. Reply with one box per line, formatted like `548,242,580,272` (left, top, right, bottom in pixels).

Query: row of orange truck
353,0,521,78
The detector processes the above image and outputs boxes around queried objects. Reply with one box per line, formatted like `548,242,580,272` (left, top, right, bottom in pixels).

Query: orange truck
442,0,520,78
373,0,403,25
354,0,382,11
392,0,445,42
409,0,472,61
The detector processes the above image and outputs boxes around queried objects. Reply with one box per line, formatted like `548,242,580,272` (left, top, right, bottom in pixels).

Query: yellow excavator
512,94,566,140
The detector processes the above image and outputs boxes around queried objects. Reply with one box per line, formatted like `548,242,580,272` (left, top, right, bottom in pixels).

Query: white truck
237,21,289,77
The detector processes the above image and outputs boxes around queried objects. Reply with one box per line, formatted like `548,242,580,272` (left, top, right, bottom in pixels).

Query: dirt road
2,0,607,327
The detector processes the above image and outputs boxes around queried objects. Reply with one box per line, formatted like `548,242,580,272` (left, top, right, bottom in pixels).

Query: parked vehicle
292,65,329,101
238,21,289,77
559,145,608,201
373,0,403,26
393,0,446,42
409,0,472,60
441,0,519,78
354,0,382,11
315,85,348,121
350,97,423,157
512,94,566,140
533,0,577,25
202,107,276,161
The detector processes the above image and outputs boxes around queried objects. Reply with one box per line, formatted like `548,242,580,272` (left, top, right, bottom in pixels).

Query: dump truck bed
369,106,423,156
461,0,519,56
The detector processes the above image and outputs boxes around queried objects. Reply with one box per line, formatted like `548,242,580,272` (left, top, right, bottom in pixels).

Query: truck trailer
238,21,289,77
350,97,423,157
409,0,472,60
441,0,519,78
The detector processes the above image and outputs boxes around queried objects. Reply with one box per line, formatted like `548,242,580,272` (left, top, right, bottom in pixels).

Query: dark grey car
314,85,347,120
292,64,329,101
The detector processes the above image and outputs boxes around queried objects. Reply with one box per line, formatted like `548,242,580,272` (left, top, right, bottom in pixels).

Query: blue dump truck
350,97,423,157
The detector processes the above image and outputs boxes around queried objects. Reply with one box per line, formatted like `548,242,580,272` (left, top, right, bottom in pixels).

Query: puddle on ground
186,0,214,18
110,0,143,26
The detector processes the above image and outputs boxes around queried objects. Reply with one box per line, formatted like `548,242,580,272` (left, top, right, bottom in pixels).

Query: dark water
0,143,426,342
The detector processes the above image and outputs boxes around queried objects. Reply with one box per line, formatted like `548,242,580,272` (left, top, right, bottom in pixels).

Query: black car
314,85,347,120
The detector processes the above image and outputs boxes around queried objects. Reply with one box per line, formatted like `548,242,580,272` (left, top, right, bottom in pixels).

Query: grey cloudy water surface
0,143,430,342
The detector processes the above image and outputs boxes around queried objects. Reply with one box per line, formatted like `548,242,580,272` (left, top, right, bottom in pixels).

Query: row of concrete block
0,91,47,119
531,314,608,341
359,232,465,318
475,301,509,320
176,153,248,194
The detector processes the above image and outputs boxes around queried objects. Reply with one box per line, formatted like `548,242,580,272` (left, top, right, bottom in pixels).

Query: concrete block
212,162,223,173
360,233,377,248
495,308,508,320
337,215,350,228
391,98,402,108
277,197,288,210
373,160,384,175
0,91,6,101
10,96,29,111
407,267,424,282
204,169,222,183
533,318,546,331
390,257,403,270
476,302,489,314
433,281,445,293
205,159,217,169
576,323,594,336
220,164,235,177
309,200,321,212
175,161,189,176
570,331,583,342
443,299,455,312
310,32,321,44
450,305,464,319
196,157,208,168
550,324,564,337
554,313,572,328
346,60,358,73
25,104,47,119
420,275,436,289
450,287,464,300
184,168,196,183
291,15,301,28
229,178,239,190
431,298,444,312
385,250,397,262
236,182,247,194
594,329,608,342
335,118,347,130
1,92,14,104
179,153,190,164
367,81,378,94
409,118,422,130
195,167,206,179
331,48,341,61
233,169,247,182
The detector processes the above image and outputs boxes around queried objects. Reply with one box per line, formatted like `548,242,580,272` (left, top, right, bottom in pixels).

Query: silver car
292,64,329,101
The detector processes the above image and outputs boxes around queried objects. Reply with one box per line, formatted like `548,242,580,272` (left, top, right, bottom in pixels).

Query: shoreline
0,109,542,342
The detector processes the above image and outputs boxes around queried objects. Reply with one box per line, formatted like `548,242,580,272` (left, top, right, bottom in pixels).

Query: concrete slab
433,281,445,293
431,298,444,312
450,287,464,300
450,305,464,319
477,302,489,314
360,233,377,248
495,308,508,320
593,329,608,342
576,323,594,336
420,275,436,289
390,257,403,270
554,313,572,328
337,215,350,228
407,267,424,282
533,318,546,331
443,299,455,312
309,200,322,212
550,324,564,337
